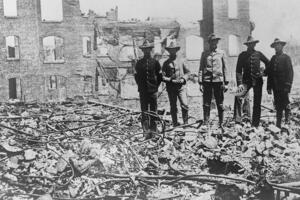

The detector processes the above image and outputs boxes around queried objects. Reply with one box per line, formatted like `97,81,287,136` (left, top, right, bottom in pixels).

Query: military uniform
267,39,293,128
135,55,162,133
199,48,228,125
162,57,190,125
235,50,269,127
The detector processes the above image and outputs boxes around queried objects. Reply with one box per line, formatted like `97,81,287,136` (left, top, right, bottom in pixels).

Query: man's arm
221,51,229,85
259,52,270,75
236,53,243,86
155,60,163,86
285,55,294,93
198,52,205,84
267,57,274,92
182,59,191,81
134,61,139,84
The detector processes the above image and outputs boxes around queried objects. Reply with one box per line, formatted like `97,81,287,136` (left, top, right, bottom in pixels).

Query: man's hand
284,87,290,94
172,78,185,84
162,76,171,82
199,84,203,93
267,89,272,95
221,84,228,93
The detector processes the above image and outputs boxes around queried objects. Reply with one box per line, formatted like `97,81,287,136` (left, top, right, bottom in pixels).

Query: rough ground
1,98,300,200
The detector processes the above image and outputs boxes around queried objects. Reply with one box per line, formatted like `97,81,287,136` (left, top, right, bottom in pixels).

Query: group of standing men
134,33,294,138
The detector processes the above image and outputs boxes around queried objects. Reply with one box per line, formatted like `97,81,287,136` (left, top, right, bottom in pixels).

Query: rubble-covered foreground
1,99,300,200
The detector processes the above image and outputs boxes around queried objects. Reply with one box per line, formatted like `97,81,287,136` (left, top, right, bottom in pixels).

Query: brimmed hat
270,38,286,48
235,84,248,97
244,36,259,45
139,40,154,49
208,33,221,42
165,41,180,52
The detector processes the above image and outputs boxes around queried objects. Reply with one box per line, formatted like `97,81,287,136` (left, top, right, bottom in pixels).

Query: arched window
43,36,64,63
40,0,63,21
228,0,238,19
228,35,239,56
3,0,17,17
186,35,203,60
6,36,20,60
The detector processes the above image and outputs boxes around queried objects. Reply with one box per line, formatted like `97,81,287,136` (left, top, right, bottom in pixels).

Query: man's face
246,42,256,50
274,43,284,53
209,40,218,50
168,49,177,58
142,48,152,56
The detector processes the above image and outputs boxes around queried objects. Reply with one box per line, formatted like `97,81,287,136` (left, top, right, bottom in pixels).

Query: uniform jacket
134,57,162,93
236,50,269,86
267,52,293,92
162,58,190,90
198,49,228,84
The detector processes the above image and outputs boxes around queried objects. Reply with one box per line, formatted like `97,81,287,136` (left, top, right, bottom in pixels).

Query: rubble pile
0,100,300,199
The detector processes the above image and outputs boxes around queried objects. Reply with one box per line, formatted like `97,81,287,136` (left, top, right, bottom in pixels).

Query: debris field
1,99,300,200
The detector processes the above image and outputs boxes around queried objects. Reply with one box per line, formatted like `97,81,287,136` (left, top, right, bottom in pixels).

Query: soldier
198,34,228,127
134,40,162,138
235,36,269,127
267,38,294,128
162,42,190,126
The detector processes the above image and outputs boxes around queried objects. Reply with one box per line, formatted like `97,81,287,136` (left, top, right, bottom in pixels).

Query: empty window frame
228,35,239,56
40,0,63,22
6,36,20,60
43,36,64,63
49,75,57,89
96,37,108,56
154,36,162,55
3,0,17,17
228,0,238,19
82,36,92,56
186,35,203,60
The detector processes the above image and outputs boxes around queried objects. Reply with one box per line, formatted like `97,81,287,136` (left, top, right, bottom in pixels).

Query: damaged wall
0,0,118,102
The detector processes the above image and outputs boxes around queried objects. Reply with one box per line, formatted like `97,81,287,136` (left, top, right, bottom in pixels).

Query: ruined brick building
0,0,251,102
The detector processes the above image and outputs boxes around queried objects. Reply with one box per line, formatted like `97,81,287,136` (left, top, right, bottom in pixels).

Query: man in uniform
235,36,269,127
162,42,190,126
198,34,228,127
135,40,162,138
267,38,294,128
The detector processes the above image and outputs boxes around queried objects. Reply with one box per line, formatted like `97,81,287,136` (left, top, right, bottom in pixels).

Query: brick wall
0,0,117,102
0,0,40,101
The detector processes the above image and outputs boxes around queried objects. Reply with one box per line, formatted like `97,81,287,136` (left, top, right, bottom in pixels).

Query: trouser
273,90,290,128
139,92,158,132
233,92,251,123
203,82,224,125
167,86,189,126
237,79,263,127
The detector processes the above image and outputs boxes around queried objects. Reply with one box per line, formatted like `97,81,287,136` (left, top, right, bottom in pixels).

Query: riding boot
218,110,224,127
171,112,179,127
276,109,283,128
182,108,188,124
203,106,210,125
285,107,291,124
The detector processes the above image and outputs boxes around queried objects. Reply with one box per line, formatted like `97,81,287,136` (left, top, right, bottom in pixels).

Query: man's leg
283,92,291,124
252,80,263,127
149,92,158,132
203,83,213,125
178,87,189,124
167,89,179,126
139,92,149,132
213,83,225,126
233,97,243,123
243,92,251,119
273,90,283,128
